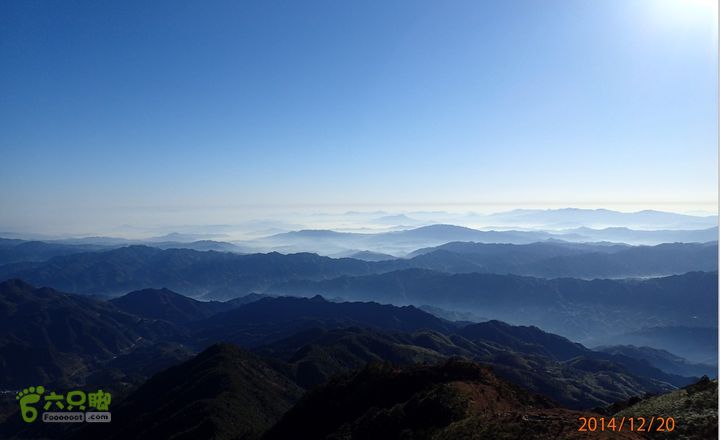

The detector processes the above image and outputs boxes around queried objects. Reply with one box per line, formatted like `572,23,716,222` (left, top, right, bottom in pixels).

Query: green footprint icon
16,386,45,423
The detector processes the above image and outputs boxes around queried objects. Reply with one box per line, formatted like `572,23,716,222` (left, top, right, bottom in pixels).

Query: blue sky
0,0,717,233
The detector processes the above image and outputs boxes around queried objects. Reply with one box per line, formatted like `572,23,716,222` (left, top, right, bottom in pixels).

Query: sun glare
650,0,719,29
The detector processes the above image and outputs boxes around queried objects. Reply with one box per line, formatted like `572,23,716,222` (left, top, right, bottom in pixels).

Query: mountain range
0,246,383,298
250,224,718,254
596,345,716,378
0,242,715,353
0,281,705,399
0,279,183,389
0,208,717,439
600,326,720,366
405,241,717,278
268,270,718,348
0,241,715,299
0,279,715,439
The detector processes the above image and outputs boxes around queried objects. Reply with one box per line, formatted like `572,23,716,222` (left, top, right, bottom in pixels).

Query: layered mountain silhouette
2,214,716,262
253,323,691,409
0,279,714,439
0,237,246,266
0,279,183,388
193,295,456,347
0,246,388,298
0,241,715,299
268,270,718,343
597,345,716,378
255,225,571,255
602,326,719,365
406,241,717,278
248,223,717,254
0,282,703,404
0,238,108,265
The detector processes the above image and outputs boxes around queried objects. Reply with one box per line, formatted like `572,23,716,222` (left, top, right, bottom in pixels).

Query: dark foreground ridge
70,346,647,440
264,357,644,440
72,343,303,440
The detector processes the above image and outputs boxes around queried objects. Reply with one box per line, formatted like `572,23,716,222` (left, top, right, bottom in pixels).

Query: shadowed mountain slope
194,295,456,347
72,343,303,440
110,288,231,323
264,358,644,440
0,279,182,388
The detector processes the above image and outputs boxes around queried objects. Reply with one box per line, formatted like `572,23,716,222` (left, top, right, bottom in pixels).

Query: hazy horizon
1,205,716,240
